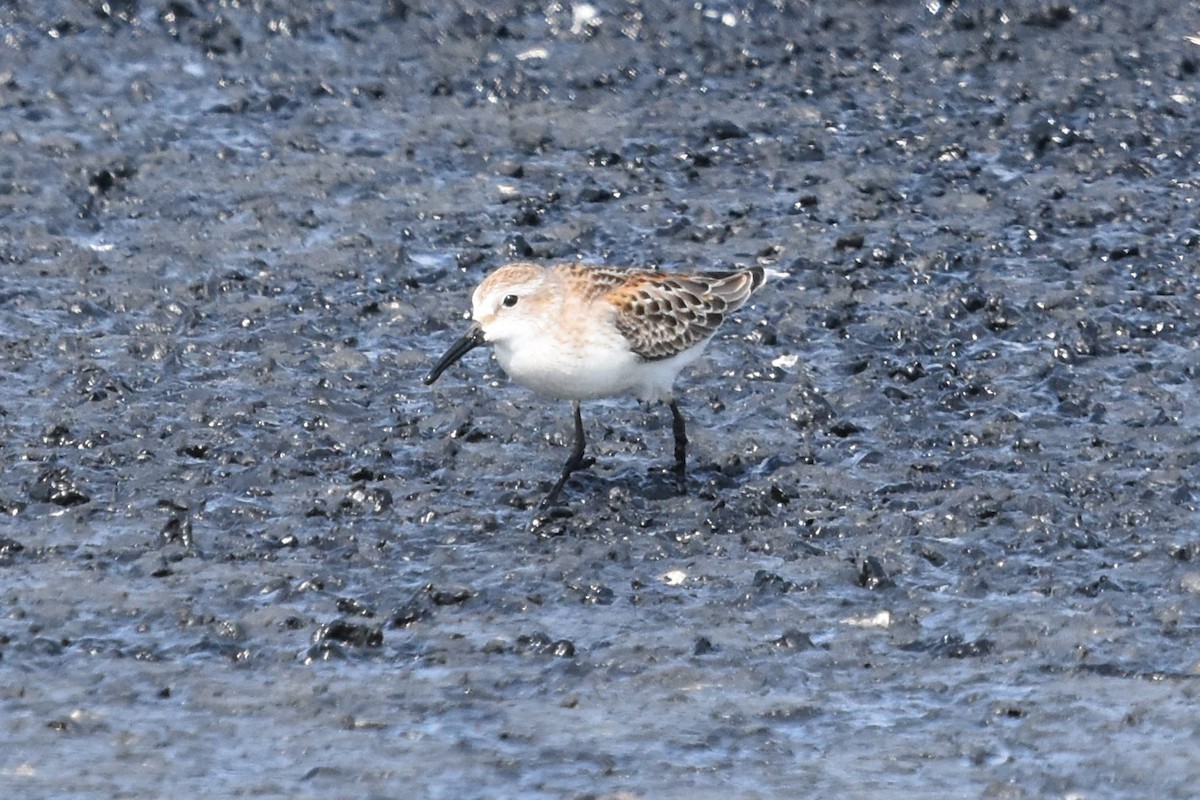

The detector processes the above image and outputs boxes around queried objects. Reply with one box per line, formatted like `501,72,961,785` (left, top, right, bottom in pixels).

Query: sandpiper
424,261,777,506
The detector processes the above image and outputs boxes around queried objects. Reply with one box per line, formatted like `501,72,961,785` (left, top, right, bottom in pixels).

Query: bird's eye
502,294,519,308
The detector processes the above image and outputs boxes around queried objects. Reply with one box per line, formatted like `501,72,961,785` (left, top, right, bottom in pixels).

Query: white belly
494,336,707,402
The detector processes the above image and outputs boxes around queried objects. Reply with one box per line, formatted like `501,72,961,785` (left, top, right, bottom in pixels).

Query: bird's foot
529,503,574,536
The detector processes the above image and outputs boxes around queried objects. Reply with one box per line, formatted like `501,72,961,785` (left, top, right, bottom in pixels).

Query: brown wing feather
607,267,766,361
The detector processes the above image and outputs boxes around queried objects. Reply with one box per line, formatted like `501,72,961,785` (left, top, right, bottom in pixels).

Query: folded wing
608,268,766,361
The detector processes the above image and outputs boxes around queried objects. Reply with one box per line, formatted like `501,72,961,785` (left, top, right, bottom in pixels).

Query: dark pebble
29,468,90,507
772,630,816,651
313,619,383,648
857,556,895,590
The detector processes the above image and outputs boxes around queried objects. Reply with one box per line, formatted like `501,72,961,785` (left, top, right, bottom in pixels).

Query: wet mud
1,1,1198,797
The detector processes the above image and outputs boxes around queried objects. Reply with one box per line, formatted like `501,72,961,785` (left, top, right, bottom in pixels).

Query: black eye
502,294,519,308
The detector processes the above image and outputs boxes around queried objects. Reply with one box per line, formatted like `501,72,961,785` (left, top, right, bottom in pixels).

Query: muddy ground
1,1,1198,797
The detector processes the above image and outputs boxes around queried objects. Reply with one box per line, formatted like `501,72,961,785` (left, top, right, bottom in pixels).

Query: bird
423,261,777,506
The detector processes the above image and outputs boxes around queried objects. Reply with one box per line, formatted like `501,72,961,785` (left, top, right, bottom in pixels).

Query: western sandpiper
424,261,777,506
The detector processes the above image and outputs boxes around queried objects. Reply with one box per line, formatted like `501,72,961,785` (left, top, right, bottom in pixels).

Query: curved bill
423,322,485,385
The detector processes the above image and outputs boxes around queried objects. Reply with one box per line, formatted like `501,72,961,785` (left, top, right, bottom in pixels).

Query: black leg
542,400,587,507
668,398,688,495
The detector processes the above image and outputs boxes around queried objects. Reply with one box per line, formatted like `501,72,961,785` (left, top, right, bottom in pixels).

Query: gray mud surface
2,1,1199,797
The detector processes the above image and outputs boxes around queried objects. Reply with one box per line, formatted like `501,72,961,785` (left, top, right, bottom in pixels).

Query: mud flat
1,2,1197,797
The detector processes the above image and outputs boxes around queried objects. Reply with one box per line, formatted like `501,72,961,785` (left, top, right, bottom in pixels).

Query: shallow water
1,1,1198,798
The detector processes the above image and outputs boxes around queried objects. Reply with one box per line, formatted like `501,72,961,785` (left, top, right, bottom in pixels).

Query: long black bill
423,322,485,385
